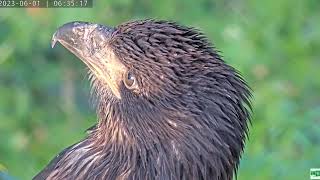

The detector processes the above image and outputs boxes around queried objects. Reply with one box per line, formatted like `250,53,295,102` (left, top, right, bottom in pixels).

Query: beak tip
51,31,58,48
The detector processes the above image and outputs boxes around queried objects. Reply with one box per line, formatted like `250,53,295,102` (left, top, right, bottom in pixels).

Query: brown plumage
34,20,251,180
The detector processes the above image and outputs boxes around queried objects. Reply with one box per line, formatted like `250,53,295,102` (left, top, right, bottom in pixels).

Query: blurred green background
0,0,319,179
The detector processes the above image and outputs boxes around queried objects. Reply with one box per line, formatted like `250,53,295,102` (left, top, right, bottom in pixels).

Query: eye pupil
124,71,135,88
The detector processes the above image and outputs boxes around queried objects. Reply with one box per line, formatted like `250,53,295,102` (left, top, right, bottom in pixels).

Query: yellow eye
123,71,136,89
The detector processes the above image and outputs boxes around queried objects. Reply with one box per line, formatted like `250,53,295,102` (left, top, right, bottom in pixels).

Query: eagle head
50,20,251,180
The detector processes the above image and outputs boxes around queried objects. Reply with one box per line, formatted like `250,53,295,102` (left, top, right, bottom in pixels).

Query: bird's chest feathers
51,136,184,179
48,110,235,179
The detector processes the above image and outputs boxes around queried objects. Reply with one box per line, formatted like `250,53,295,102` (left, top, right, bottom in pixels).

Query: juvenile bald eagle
34,20,251,180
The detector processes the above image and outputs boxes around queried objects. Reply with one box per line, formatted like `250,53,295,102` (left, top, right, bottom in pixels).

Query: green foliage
0,0,319,179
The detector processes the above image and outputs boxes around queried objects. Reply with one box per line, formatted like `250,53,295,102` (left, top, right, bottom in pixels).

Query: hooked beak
52,21,125,99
